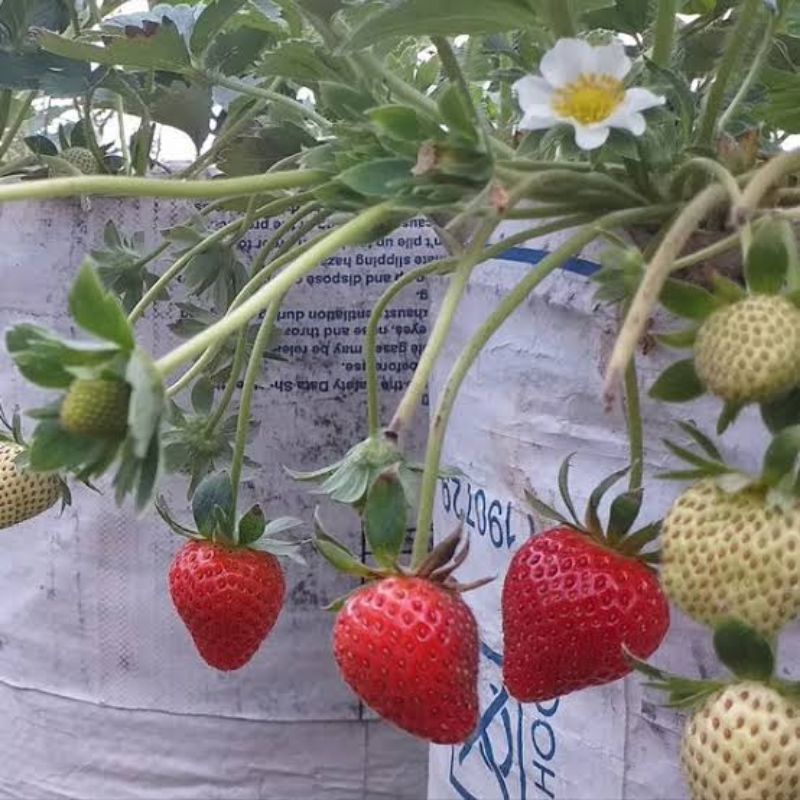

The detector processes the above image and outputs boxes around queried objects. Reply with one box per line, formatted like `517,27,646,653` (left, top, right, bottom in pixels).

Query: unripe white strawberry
0,442,62,529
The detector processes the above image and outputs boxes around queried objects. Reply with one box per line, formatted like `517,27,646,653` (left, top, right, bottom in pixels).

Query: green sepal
238,503,267,545
649,359,705,402
557,455,581,527
745,216,795,295
761,388,800,434
125,349,165,460
585,468,628,535
660,278,721,320
710,272,747,304
69,261,135,351
322,587,360,613
192,471,235,537
155,495,201,539
617,521,662,557
191,376,215,416
606,488,644,544
26,418,114,473
676,421,723,462
364,466,407,568
713,619,775,681
761,424,800,489
716,401,744,435
313,509,382,579
662,438,731,477
654,327,698,350
523,488,570,526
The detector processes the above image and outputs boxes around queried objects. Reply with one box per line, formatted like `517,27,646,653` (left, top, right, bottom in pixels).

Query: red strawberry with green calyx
503,458,669,704
157,471,305,671
315,466,488,744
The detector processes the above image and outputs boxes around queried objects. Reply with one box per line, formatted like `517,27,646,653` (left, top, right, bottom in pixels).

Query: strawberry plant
0,0,796,795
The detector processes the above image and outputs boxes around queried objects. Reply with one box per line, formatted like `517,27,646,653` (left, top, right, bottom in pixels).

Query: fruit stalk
696,0,765,145
624,358,644,491
411,205,675,568
154,204,392,378
230,297,285,529
603,185,728,403
651,0,679,68
206,331,247,431
0,170,325,205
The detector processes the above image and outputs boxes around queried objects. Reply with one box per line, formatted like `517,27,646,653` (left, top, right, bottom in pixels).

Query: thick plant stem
207,331,247,431
366,259,456,437
697,0,764,145
0,170,324,204
411,206,674,568
208,73,331,130
734,149,800,223
155,204,391,377
624,358,644,492
604,185,728,401
0,91,36,164
230,299,284,529
651,0,679,68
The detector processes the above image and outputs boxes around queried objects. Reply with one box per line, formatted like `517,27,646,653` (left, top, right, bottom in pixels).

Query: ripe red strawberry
503,527,669,702
169,539,285,671
333,575,479,744
503,461,670,703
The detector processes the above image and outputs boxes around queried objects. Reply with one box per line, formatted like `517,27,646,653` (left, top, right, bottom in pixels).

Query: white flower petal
607,110,646,136
592,41,631,80
572,124,611,150
540,38,595,88
519,111,558,131
513,75,554,110
624,87,666,113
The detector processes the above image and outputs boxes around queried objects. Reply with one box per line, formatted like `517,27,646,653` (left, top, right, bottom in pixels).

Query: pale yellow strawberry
682,682,800,800
694,295,800,404
662,480,800,637
60,378,130,438
0,443,62,529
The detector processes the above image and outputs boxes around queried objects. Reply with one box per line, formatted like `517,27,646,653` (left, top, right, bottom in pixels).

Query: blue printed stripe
499,246,600,277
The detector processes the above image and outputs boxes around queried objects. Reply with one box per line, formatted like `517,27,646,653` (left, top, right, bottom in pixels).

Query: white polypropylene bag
426,219,800,799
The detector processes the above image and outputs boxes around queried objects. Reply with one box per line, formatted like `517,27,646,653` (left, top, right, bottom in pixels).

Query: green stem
230,299,284,529
697,0,764,145
0,91,35,164
545,0,577,38
116,95,131,175
129,195,307,322
356,51,439,118
411,205,674,568
155,204,391,377
250,201,320,273
0,170,324,204
206,72,331,131
387,222,498,439
267,209,328,263
366,258,457,437
82,93,108,173
651,0,679,69
432,36,477,123
624,358,644,492
207,331,247,431
735,149,800,222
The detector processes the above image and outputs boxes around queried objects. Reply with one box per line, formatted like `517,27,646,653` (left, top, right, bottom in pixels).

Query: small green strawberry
0,442,63,529
60,146,101,175
694,295,800,404
60,378,131,438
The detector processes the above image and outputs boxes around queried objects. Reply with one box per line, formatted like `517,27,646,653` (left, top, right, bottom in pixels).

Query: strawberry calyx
156,470,306,562
525,455,661,565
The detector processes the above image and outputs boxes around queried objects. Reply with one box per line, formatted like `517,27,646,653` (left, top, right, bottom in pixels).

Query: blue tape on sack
498,246,600,278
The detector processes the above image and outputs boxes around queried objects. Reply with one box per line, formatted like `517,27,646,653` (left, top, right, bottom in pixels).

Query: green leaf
192,471,234,536
607,488,644,543
438,84,477,142
238,503,267,544
745,216,794,294
313,510,377,578
191,376,214,416
125,349,165,460
364,467,407,568
713,619,775,681
344,0,539,50
260,40,344,83
368,105,440,143
190,0,248,55
69,262,135,350
37,18,191,72
27,419,109,472
761,424,800,487
135,433,161,511
0,0,70,45
761,388,800,434
649,359,705,402
660,279,721,320
147,78,211,151
761,67,800,135
205,27,273,75
24,134,57,156
337,158,414,197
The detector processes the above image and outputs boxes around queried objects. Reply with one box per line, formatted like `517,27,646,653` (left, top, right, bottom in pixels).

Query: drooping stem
697,0,764,145
603,185,727,401
116,95,131,175
250,201,321,273
0,170,324,204
0,91,36,164
624,358,644,492
411,205,674,568
206,72,331,131
734,149,800,223
155,204,391,377
365,258,457,437
207,331,247,431
651,0,679,69
230,298,284,529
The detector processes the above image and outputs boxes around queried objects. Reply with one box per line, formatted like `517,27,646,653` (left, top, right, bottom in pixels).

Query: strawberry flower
514,38,665,150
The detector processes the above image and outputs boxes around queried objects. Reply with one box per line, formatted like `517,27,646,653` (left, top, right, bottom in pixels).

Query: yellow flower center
552,74,625,125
